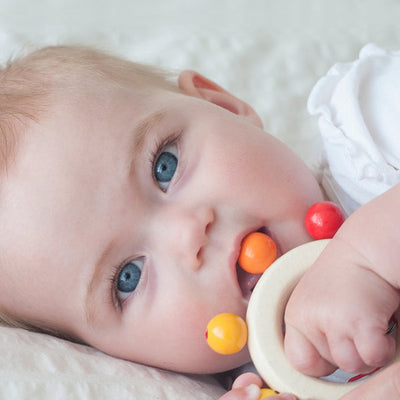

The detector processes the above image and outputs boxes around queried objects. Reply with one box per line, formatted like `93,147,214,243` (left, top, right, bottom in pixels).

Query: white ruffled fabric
308,44,400,216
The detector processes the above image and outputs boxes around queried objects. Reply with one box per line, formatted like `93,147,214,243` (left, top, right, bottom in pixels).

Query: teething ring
247,239,400,400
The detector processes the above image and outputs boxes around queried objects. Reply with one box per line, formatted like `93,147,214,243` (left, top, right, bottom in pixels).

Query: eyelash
109,258,144,311
109,132,182,310
108,262,125,311
149,131,181,187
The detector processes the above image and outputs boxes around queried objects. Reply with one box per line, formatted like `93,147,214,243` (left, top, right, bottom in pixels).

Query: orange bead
238,232,277,274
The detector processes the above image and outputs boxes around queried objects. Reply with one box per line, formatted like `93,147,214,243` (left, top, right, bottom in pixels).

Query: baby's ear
178,70,263,128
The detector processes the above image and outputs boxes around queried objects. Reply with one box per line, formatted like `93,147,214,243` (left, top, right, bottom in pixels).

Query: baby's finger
232,373,263,389
327,336,372,374
355,327,396,368
284,326,336,376
219,384,260,400
339,361,400,400
260,393,298,400
231,375,298,400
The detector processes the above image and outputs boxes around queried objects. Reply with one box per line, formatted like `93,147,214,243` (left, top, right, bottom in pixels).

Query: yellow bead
206,313,248,355
259,388,278,398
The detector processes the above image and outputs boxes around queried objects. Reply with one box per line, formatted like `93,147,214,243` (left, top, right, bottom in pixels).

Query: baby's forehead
0,47,182,184
51,73,174,115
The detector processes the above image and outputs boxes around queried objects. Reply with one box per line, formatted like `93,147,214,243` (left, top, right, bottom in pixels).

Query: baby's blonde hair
0,45,179,172
0,44,180,341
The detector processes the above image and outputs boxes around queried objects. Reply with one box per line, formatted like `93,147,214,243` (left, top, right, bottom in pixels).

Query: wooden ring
247,239,400,400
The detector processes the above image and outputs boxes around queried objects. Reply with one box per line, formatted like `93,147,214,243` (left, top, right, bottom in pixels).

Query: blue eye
153,144,178,191
117,258,144,301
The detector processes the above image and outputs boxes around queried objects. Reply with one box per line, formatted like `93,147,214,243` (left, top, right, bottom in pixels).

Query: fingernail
244,383,261,399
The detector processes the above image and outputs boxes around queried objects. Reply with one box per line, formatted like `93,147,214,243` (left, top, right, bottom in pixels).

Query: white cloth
308,44,400,216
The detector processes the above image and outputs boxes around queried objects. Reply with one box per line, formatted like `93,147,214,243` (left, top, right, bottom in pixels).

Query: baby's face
0,75,322,373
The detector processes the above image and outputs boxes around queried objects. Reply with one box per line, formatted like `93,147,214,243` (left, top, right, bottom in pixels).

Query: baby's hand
339,361,400,399
218,373,298,400
284,237,400,377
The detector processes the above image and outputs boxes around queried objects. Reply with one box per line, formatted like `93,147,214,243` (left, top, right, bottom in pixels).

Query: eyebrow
84,108,167,327
130,108,168,159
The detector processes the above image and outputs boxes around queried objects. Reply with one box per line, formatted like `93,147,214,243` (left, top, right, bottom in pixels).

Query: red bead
305,201,345,239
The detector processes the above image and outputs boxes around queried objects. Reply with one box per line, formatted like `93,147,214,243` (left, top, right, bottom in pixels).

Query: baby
0,44,398,400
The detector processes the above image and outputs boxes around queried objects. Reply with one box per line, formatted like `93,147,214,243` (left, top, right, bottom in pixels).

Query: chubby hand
339,361,400,399
284,237,400,377
218,373,298,400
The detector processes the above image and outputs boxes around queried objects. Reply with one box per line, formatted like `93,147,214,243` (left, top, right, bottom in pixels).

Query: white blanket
0,0,399,398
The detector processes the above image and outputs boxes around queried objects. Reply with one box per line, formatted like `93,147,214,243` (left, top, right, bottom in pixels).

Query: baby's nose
160,206,215,271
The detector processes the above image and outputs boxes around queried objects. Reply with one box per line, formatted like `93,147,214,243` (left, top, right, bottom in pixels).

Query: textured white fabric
0,326,225,399
309,44,400,216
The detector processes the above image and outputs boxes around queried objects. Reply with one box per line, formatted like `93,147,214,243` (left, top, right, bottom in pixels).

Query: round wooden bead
259,388,278,398
305,201,345,239
238,232,277,274
206,313,248,355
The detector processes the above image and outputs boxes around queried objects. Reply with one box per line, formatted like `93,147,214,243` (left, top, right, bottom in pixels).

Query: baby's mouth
236,226,276,300
236,263,261,300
